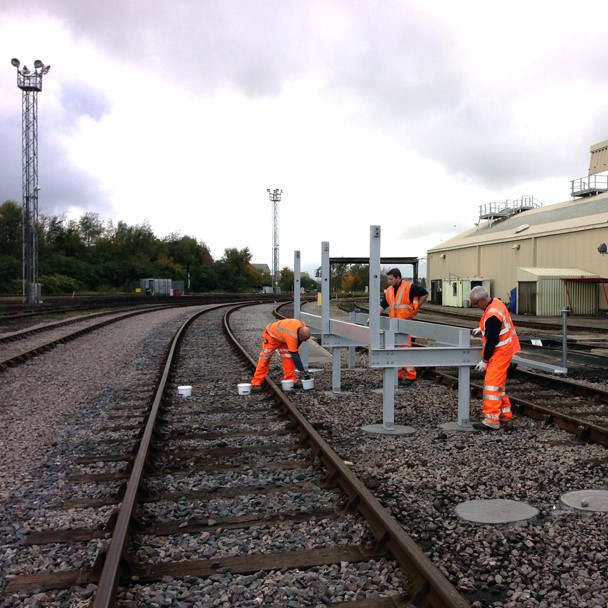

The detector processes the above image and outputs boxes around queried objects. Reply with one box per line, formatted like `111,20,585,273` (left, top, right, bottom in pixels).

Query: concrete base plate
438,421,475,432
455,499,539,523
560,489,608,512
361,423,416,435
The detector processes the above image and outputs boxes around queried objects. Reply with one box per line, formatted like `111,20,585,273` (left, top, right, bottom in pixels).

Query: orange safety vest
480,298,521,357
265,319,306,352
385,281,419,320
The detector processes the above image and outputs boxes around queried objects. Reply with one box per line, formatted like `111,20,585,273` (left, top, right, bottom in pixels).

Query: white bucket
281,379,294,391
177,385,192,397
238,383,252,395
302,378,315,390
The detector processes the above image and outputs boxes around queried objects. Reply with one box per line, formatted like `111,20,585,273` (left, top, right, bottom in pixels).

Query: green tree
214,247,255,292
0,200,22,258
279,266,294,292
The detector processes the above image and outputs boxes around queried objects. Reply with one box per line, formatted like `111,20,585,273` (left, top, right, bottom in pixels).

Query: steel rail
432,369,608,448
224,305,470,608
0,307,170,371
91,306,214,608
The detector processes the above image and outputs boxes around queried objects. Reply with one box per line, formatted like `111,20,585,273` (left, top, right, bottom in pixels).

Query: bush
39,274,86,295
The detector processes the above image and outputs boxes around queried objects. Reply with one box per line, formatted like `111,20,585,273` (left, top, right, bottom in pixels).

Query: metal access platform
291,226,567,437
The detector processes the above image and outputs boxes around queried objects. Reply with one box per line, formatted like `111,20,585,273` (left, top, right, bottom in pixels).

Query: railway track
1,303,469,607
0,305,172,370
3,299,608,606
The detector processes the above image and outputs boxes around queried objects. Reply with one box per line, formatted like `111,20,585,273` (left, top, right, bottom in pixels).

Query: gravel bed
119,559,407,607
132,514,371,565
0,306,205,606
230,303,608,608
140,487,343,523
147,467,321,494
3,301,606,606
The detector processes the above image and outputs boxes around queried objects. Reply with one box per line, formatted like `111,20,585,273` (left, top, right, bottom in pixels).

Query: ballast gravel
230,303,608,608
1,302,607,607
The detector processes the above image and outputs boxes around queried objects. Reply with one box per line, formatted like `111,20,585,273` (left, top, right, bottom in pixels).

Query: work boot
250,385,264,394
472,421,499,431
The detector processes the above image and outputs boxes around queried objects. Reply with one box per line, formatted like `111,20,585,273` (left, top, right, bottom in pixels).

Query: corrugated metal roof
428,193,608,252
475,194,608,236
517,267,598,278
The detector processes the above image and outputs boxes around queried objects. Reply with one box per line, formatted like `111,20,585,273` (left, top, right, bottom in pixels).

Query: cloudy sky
1,0,607,277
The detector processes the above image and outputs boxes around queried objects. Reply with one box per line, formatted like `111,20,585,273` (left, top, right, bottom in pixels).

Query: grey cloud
3,0,606,195
60,83,111,120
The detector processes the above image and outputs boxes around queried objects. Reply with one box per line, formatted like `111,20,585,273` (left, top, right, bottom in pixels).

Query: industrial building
427,140,608,316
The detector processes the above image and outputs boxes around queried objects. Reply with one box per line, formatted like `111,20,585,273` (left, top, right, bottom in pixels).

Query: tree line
0,201,419,296
0,201,330,295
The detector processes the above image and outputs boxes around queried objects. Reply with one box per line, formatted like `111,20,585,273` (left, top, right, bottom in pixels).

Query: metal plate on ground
438,421,476,432
560,490,608,512
455,499,539,523
361,423,416,436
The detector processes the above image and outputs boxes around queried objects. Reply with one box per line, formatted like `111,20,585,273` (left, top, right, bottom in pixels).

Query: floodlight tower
267,188,282,294
11,58,51,304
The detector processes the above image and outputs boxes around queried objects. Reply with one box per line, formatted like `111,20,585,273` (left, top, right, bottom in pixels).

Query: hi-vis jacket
480,298,521,359
384,281,419,320
264,319,306,352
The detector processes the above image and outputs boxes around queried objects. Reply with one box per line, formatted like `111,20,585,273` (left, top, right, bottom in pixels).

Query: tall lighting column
267,188,282,294
11,58,51,304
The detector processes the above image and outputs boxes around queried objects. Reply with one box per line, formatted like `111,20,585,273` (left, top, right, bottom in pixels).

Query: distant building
251,263,271,274
140,278,182,296
427,140,608,316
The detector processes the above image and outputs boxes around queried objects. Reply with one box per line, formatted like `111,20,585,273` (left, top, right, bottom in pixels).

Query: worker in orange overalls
379,267,428,386
250,318,311,392
469,285,521,430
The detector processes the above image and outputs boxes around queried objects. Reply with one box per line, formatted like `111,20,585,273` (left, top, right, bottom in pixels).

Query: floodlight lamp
42,65,51,74
34,60,43,69
22,65,29,73
11,58,20,68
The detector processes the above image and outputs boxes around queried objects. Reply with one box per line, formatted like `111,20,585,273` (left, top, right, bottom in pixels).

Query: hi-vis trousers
251,331,296,386
481,352,513,428
397,335,416,381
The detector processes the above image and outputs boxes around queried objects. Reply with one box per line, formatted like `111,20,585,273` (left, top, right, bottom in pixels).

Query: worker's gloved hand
471,328,482,337
475,360,487,372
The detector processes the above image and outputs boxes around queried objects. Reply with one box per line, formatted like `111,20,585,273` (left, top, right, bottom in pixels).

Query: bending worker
379,267,428,385
250,318,311,392
469,285,521,431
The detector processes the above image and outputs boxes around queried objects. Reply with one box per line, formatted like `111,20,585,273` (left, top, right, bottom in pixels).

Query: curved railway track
3,299,608,606
1,303,469,608
0,305,172,370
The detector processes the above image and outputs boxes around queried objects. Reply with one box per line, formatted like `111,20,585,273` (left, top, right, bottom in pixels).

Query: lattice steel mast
267,188,282,294
11,58,51,304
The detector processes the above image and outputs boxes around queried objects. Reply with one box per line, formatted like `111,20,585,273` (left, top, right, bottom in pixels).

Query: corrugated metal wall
563,281,598,315
533,278,597,316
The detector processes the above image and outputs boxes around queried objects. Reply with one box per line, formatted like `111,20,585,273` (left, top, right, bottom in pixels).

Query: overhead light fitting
512,243,520,250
